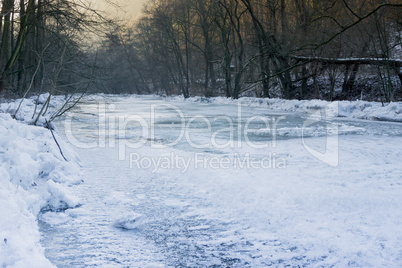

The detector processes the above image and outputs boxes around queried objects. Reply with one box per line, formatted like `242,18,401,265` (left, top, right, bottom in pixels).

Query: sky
117,0,147,18
102,0,148,21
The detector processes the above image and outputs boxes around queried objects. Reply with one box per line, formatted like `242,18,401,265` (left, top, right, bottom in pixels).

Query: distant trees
0,0,111,99
99,0,401,101
3,1,399,102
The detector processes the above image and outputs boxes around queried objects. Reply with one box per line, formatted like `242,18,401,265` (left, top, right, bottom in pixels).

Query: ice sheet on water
248,123,367,138
3,94,401,267
104,190,139,205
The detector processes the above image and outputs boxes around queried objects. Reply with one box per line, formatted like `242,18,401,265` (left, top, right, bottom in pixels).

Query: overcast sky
99,0,147,21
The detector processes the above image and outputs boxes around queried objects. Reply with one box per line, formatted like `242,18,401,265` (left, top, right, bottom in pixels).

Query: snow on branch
291,56,402,68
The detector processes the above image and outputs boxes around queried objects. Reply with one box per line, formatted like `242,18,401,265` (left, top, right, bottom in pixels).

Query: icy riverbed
1,94,401,267
37,95,402,267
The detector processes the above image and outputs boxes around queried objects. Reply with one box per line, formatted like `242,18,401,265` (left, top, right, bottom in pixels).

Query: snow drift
0,97,81,267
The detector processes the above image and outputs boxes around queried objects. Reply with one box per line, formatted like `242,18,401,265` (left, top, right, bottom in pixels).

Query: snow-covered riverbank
168,96,402,122
0,96,81,267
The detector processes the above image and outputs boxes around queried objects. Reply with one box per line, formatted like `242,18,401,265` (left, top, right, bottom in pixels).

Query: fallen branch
45,119,68,161
291,56,402,68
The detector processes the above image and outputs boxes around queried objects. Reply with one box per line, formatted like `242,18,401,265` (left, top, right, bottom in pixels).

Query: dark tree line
2,0,401,103
99,0,402,101
0,0,110,99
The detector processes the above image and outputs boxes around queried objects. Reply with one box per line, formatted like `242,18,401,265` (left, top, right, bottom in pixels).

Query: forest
0,0,401,102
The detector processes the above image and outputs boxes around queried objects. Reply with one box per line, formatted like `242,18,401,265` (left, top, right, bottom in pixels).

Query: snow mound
0,107,81,267
0,93,72,125
113,213,145,230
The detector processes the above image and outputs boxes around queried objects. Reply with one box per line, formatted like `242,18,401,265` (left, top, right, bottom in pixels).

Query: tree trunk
280,0,287,41
0,0,14,69
342,63,359,100
0,0,35,94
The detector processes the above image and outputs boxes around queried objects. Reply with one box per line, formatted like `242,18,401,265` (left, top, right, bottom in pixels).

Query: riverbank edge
0,96,81,267
167,95,402,122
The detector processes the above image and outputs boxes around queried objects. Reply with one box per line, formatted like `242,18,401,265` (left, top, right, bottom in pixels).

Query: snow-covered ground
171,96,402,122
1,94,402,267
0,96,81,267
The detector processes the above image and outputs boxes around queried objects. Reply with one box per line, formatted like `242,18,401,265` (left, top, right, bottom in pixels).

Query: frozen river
39,95,402,267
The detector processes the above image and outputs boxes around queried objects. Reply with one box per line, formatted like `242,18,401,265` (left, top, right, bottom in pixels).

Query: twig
312,3,402,50
33,45,67,125
45,119,67,161
48,53,98,122
13,43,50,119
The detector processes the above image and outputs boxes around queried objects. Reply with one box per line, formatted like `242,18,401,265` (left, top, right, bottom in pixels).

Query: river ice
35,95,402,267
